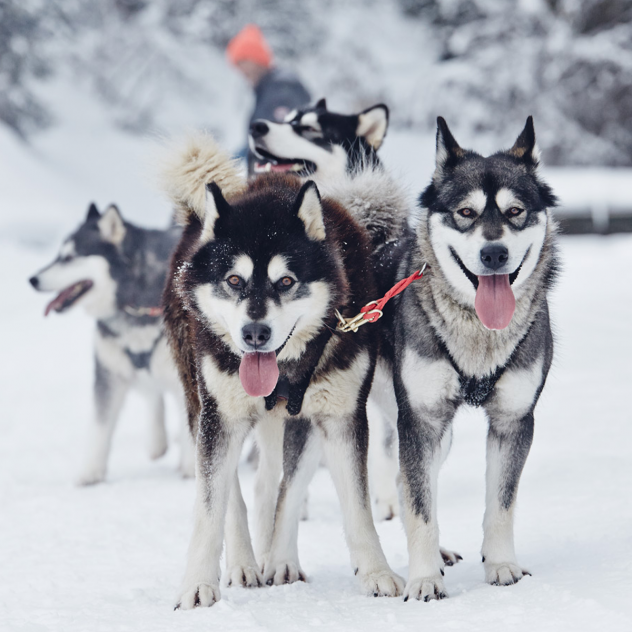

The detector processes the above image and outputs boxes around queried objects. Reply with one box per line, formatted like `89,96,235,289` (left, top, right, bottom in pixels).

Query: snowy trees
1,0,630,165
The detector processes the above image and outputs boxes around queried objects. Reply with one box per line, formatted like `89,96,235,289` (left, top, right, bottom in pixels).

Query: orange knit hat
226,24,273,68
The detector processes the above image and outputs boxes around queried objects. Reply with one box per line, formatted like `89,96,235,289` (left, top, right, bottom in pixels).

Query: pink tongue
270,163,296,172
475,275,516,330
239,352,279,397
44,287,74,316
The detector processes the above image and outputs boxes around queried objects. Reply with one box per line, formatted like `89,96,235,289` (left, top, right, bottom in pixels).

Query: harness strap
335,264,428,333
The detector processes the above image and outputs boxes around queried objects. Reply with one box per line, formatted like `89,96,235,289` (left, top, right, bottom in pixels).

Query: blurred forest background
2,0,632,166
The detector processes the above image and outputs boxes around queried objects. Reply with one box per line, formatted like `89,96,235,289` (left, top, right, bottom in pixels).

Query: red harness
335,263,428,333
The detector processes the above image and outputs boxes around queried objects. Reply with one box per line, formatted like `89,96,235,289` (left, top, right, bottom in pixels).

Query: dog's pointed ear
509,116,540,165
357,104,389,150
86,202,100,222
200,182,231,244
315,98,327,110
294,181,325,242
98,204,126,245
434,117,463,179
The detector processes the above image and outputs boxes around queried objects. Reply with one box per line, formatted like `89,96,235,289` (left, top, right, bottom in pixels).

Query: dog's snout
242,323,272,349
250,120,269,139
480,244,509,270
29,276,40,289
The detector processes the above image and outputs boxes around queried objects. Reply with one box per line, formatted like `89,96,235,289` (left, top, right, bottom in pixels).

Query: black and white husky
161,135,405,609
29,203,195,484
384,117,559,600
249,99,412,520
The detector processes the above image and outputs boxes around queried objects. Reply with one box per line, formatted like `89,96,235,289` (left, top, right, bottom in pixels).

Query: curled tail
161,133,246,225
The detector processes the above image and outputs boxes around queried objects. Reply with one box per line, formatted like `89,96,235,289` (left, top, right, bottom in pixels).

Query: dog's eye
507,207,524,217
60,255,74,263
226,275,244,289
276,277,295,291
458,208,477,218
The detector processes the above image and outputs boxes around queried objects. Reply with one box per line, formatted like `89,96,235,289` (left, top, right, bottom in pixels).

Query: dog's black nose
29,276,39,289
250,120,269,139
480,244,509,270
242,323,272,349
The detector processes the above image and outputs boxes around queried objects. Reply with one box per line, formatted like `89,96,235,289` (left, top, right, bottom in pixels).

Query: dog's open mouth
45,280,93,316
450,248,527,331
238,326,296,397
253,147,316,176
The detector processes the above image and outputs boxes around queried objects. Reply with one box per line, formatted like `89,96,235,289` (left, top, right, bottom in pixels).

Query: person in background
226,24,311,174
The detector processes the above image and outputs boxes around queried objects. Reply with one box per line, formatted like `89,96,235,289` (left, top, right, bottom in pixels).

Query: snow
2,78,632,632
3,232,632,631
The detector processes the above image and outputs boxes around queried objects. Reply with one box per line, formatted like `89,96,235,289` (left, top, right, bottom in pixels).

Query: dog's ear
315,98,327,110
200,182,231,244
509,116,540,165
357,104,389,150
98,205,126,245
434,117,464,179
86,202,100,222
294,181,325,241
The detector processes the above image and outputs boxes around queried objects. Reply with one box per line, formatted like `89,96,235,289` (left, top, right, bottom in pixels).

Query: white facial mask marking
36,255,117,317
231,254,254,282
429,205,548,304
251,121,348,181
268,255,290,282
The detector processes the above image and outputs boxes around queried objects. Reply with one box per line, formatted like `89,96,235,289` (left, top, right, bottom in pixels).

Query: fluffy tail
161,133,246,224
319,165,412,247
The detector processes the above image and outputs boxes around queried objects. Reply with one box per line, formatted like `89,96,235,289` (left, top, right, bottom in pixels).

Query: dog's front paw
263,560,306,586
403,575,447,602
484,561,530,586
75,465,106,486
358,568,405,597
225,565,264,588
373,496,399,521
440,547,463,567
175,583,221,610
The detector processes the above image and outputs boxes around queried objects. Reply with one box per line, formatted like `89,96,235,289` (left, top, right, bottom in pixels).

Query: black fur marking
281,417,311,481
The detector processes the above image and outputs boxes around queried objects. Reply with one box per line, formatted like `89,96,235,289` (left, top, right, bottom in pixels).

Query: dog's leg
252,416,284,568
322,414,405,597
367,393,400,521
175,406,247,609
224,471,263,588
399,413,454,602
146,389,168,460
176,392,196,478
263,417,320,585
481,410,535,586
76,360,128,486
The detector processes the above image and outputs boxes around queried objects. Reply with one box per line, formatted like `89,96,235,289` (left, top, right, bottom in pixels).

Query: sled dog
250,98,412,519
161,135,404,608
29,204,195,484
388,117,559,600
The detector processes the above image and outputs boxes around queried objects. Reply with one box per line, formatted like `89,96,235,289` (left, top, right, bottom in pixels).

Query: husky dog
249,98,388,178
386,117,558,601
29,204,195,484
249,99,411,520
161,135,404,609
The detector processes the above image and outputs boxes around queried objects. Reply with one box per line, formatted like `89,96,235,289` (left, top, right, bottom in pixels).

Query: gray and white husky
381,117,559,600
29,203,195,484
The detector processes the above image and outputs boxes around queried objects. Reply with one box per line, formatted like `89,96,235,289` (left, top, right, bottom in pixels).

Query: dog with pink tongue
370,116,560,602
161,135,405,610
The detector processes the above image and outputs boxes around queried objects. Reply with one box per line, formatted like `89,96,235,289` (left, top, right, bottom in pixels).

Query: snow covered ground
3,228,632,632
2,92,632,630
